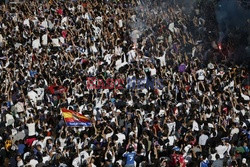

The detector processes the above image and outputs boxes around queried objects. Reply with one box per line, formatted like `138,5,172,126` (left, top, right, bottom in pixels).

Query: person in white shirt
155,51,166,67
29,158,39,167
215,142,229,159
198,131,209,146
17,155,24,167
167,135,177,146
230,124,239,137
167,120,176,136
192,120,199,132
79,146,90,164
149,64,157,77
127,48,136,63
87,63,97,76
116,129,126,145
27,118,36,137
196,69,206,81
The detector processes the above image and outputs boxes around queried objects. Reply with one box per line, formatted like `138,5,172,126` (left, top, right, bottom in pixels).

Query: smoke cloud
129,0,198,46
215,0,250,40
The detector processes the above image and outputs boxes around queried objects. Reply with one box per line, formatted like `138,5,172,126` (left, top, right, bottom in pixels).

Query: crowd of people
0,0,249,166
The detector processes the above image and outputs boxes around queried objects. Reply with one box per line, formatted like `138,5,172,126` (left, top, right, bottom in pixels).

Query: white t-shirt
27,123,36,136
23,19,30,27
90,44,98,53
241,93,249,101
210,153,216,161
52,38,60,47
37,141,45,151
79,150,90,162
72,157,80,167
116,133,126,145
42,34,48,46
41,20,48,28
29,159,38,167
5,113,15,127
198,134,208,146
156,53,166,67
216,145,228,158
115,46,122,56
43,155,51,164
119,19,123,28
127,50,136,63
61,17,68,25
150,68,157,76
168,136,177,146
104,54,113,64
169,22,175,32
32,38,41,49
115,59,127,71
230,128,239,136
87,66,96,76
59,137,66,148
167,122,176,135
17,160,24,167
196,69,205,81
192,120,199,131
59,37,65,44
28,90,38,106
34,88,44,101
106,132,113,140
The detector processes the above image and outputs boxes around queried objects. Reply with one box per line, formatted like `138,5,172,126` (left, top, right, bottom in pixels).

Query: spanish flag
61,108,92,127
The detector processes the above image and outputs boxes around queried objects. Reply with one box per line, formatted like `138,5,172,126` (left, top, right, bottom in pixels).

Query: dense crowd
0,0,249,167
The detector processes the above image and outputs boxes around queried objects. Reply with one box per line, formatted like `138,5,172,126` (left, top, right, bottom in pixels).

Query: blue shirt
111,98,116,104
200,160,209,167
123,151,136,165
18,144,25,155
30,70,37,77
